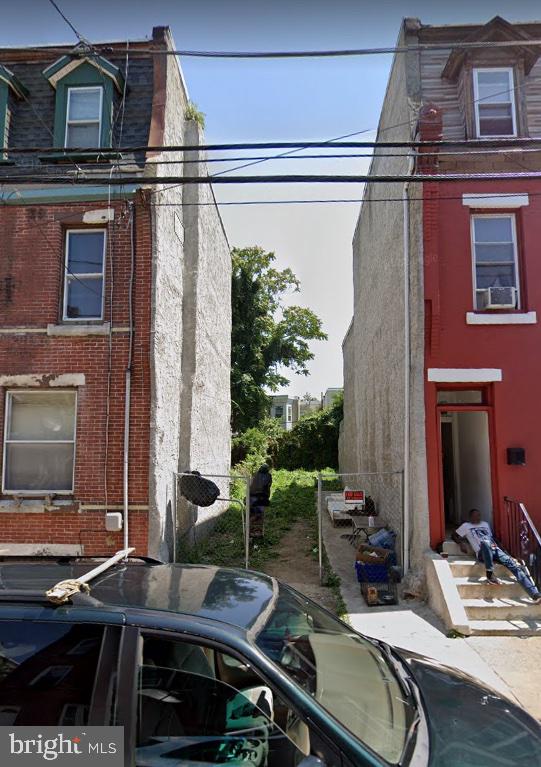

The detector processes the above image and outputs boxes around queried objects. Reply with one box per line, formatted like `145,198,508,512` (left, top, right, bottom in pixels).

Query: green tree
231,246,326,432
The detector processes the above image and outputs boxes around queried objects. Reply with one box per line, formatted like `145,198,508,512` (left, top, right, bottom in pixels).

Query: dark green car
0,554,539,767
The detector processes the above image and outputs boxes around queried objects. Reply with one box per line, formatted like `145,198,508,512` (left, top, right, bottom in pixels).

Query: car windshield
254,586,416,764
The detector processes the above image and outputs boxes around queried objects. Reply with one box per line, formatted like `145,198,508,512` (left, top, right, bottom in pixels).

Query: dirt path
260,519,339,613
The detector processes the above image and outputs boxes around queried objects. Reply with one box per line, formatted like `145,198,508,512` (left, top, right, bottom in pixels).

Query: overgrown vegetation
178,470,314,569
231,393,343,473
185,101,206,128
274,394,343,470
231,417,283,472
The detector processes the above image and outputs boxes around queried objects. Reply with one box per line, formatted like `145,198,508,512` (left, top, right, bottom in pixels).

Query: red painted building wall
424,178,541,546
0,194,152,555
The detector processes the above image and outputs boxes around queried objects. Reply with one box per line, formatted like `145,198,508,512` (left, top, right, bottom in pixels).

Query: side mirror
178,471,220,507
298,758,326,767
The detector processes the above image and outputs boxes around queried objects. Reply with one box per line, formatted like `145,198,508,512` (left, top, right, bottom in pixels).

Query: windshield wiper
399,711,421,766
377,641,415,701
376,642,429,766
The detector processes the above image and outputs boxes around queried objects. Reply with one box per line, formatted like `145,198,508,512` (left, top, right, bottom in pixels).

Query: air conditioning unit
480,286,517,310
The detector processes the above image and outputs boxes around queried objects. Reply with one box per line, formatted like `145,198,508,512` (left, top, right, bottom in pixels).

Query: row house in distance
341,17,541,573
0,27,231,560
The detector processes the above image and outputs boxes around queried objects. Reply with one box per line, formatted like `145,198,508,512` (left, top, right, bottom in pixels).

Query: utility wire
7,137,541,155
142,191,541,207
29,145,541,170
3,170,541,185
46,0,90,46
17,36,541,59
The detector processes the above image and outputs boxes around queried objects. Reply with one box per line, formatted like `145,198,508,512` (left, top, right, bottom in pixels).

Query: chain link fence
174,471,252,568
317,471,404,583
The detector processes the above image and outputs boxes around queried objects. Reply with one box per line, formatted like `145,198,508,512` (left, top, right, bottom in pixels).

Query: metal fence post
317,472,323,584
245,475,251,570
172,471,177,563
400,469,407,574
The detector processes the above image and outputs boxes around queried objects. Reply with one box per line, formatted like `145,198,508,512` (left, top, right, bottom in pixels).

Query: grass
177,468,347,617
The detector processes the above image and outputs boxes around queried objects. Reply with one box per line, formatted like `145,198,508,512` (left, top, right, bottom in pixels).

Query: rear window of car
0,621,104,726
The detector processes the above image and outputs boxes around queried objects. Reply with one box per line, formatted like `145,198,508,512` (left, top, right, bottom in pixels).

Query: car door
115,627,345,767
0,617,121,728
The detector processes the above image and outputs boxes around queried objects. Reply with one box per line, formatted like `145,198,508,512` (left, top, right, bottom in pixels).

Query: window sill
39,151,121,163
47,322,110,337
0,543,83,556
466,311,537,325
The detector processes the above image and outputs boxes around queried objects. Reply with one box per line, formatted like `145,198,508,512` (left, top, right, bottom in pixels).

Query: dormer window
43,51,124,150
473,68,516,138
0,65,28,157
65,86,103,148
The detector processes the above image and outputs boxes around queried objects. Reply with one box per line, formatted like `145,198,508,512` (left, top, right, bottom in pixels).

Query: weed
185,101,206,128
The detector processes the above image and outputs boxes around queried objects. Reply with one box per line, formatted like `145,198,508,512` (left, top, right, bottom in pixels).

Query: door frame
439,413,462,526
432,385,501,545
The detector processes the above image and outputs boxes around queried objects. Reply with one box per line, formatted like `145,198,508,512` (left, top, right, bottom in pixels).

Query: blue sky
3,0,540,397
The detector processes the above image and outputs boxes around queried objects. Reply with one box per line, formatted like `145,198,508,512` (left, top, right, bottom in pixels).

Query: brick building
340,16,541,574
0,28,231,560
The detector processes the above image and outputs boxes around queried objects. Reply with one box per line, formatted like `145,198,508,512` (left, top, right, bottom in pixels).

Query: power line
8,137,541,155
29,145,541,171
146,191,541,207
46,0,90,46
3,170,541,185
16,36,541,59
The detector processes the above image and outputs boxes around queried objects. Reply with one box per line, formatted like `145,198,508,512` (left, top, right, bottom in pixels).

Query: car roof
0,559,278,632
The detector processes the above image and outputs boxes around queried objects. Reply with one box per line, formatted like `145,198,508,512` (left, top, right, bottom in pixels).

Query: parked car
0,551,539,767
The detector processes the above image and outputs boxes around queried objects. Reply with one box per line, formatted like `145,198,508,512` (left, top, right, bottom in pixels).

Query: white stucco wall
148,33,231,559
148,40,188,560
179,121,232,535
341,21,430,571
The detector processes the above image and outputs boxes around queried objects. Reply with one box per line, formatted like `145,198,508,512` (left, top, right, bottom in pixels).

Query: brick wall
0,194,152,555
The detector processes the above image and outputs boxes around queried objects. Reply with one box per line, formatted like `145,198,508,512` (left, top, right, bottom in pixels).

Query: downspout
124,201,136,551
402,154,414,577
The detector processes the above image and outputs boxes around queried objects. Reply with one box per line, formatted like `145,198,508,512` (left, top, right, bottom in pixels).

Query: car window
255,588,416,764
0,621,107,726
135,635,314,767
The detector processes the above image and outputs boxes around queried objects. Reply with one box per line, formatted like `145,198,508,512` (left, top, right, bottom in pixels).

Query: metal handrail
504,497,541,592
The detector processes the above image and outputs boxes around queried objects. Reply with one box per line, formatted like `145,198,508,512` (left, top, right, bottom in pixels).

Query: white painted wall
456,411,493,523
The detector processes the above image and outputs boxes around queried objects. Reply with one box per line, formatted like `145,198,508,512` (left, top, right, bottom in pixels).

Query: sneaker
530,595,541,605
486,575,502,586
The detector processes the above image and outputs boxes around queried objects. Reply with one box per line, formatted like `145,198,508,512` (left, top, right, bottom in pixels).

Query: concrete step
448,557,508,577
463,597,541,621
469,618,541,636
454,575,524,599
441,540,464,556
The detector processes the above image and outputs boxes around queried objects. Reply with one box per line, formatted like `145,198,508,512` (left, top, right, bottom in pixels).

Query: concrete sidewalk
322,512,527,705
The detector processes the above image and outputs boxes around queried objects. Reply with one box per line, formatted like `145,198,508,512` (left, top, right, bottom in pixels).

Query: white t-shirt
455,521,493,555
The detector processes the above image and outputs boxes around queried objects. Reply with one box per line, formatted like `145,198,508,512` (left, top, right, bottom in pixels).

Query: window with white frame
65,86,103,147
287,404,293,422
471,214,520,311
3,391,77,493
63,229,106,320
473,68,516,138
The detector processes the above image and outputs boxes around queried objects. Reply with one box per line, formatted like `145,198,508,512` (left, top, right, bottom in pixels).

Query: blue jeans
478,541,541,599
